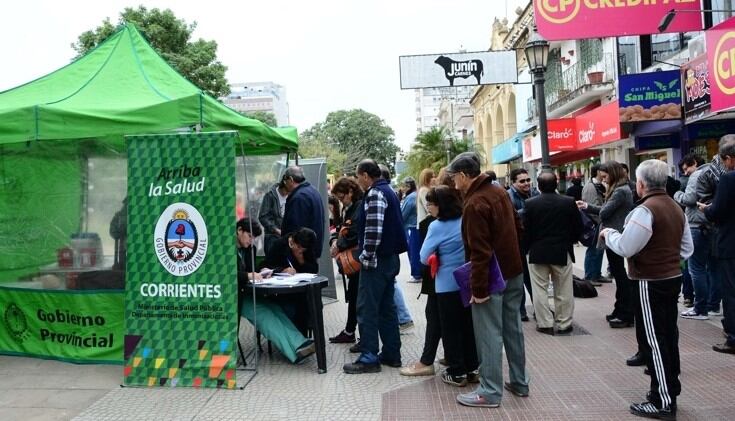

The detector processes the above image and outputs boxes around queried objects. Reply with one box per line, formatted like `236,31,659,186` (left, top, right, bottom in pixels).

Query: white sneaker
710,309,722,316
680,308,709,320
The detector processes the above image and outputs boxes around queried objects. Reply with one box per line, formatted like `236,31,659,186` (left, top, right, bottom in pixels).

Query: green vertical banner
124,132,237,389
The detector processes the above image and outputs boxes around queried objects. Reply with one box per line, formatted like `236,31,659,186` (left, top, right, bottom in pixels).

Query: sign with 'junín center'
124,132,237,389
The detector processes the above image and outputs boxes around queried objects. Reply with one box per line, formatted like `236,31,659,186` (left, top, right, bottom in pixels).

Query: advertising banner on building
124,132,237,389
0,288,123,363
576,101,622,148
534,0,702,41
618,70,682,122
399,50,517,89
682,55,712,123
547,118,577,151
706,17,735,113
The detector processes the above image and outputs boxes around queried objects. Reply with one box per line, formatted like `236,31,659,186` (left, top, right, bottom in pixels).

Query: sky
0,0,527,151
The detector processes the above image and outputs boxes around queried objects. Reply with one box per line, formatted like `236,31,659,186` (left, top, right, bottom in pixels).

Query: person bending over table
259,227,319,335
236,218,315,363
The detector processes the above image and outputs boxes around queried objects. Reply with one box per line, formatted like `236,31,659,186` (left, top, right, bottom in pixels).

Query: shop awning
492,132,525,164
631,120,682,137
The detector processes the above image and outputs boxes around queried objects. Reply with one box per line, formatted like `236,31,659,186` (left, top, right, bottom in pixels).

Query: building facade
221,82,290,126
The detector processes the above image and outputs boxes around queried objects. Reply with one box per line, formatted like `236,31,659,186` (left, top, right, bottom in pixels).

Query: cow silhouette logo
434,55,484,86
154,202,209,277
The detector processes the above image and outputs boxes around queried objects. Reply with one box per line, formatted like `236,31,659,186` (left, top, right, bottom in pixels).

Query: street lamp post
524,26,552,173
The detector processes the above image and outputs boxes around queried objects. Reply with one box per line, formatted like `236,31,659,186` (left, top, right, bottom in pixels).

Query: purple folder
452,254,506,307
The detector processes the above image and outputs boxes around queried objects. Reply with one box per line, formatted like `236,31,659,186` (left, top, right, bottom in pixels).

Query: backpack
578,210,598,248
573,275,598,298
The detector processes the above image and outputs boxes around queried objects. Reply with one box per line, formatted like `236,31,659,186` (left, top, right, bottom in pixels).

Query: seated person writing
259,227,319,335
236,218,315,363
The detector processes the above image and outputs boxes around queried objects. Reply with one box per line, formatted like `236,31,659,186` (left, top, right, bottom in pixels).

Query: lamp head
524,26,550,73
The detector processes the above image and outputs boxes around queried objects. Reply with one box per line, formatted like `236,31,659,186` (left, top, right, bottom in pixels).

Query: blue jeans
393,280,413,324
584,245,604,280
689,227,721,315
681,260,694,300
406,227,422,278
356,254,402,364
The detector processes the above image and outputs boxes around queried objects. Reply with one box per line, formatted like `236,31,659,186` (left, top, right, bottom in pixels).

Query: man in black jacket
701,135,735,354
258,181,288,255
523,172,583,335
281,166,325,258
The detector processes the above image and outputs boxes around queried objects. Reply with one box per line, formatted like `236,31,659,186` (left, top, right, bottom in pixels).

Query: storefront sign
0,288,123,363
124,132,237,389
576,101,622,147
619,70,682,122
707,17,735,113
682,55,712,123
492,134,524,164
548,118,577,151
534,0,702,41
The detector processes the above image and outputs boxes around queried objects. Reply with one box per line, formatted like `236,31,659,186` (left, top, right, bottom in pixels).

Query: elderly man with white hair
599,159,693,420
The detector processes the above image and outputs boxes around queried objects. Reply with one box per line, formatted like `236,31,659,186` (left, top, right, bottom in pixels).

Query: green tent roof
0,23,297,154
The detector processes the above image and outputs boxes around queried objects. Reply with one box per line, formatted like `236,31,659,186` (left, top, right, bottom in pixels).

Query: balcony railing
527,52,617,120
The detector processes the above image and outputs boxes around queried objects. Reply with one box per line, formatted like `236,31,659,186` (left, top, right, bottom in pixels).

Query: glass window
651,33,681,62
618,36,640,75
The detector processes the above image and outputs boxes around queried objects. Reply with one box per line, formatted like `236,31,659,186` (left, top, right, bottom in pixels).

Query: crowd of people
234,134,735,418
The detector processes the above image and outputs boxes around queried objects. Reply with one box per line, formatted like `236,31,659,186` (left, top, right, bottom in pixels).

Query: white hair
635,159,668,190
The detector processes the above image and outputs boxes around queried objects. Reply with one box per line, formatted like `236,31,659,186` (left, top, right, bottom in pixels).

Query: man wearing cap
448,152,528,408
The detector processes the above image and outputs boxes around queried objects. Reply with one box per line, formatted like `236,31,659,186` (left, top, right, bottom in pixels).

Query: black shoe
520,314,530,322
629,401,676,420
713,342,735,354
606,313,617,322
644,368,651,376
378,354,401,368
627,352,645,366
503,381,529,397
294,340,315,364
536,326,554,336
609,318,634,328
329,330,356,344
556,326,573,335
349,340,362,353
598,276,613,283
586,278,602,286
466,369,480,384
343,359,381,374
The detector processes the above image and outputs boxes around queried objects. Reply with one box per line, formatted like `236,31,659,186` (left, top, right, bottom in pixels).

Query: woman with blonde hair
416,168,436,229
578,160,635,328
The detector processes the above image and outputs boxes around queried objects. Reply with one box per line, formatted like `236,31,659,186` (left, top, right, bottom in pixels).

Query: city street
1,249,734,420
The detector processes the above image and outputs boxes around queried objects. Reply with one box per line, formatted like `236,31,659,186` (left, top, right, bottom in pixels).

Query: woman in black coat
328,177,364,344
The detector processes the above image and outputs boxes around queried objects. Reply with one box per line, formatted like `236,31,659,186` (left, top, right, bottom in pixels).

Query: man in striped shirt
343,159,408,374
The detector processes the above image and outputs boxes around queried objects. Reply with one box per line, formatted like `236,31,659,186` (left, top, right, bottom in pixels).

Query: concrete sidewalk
1,247,733,420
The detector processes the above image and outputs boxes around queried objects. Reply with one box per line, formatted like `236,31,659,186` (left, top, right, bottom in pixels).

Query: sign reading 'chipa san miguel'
124,132,237,389
618,70,682,122
534,0,702,41
707,17,735,113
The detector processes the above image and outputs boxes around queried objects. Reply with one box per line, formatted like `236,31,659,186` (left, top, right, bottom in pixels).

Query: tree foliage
297,136,348,177
299,109,400,175
241,110,278,127
404,127,485,179
72,6,229,98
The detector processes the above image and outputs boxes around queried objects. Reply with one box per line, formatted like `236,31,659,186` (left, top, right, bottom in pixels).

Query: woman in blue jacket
401,177,421,281
420,185,478,387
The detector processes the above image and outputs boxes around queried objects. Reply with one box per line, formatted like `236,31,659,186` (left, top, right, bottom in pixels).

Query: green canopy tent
0,23,297,282
0,23,297,152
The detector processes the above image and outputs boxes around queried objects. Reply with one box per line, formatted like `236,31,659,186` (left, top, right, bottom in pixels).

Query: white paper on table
261,273,317,286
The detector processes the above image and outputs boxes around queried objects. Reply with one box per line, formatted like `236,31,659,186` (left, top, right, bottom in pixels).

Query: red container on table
57,247,73,267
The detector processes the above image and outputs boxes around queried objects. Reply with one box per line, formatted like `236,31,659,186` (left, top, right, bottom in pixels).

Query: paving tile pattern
3,248,735,420
381,248,735,420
